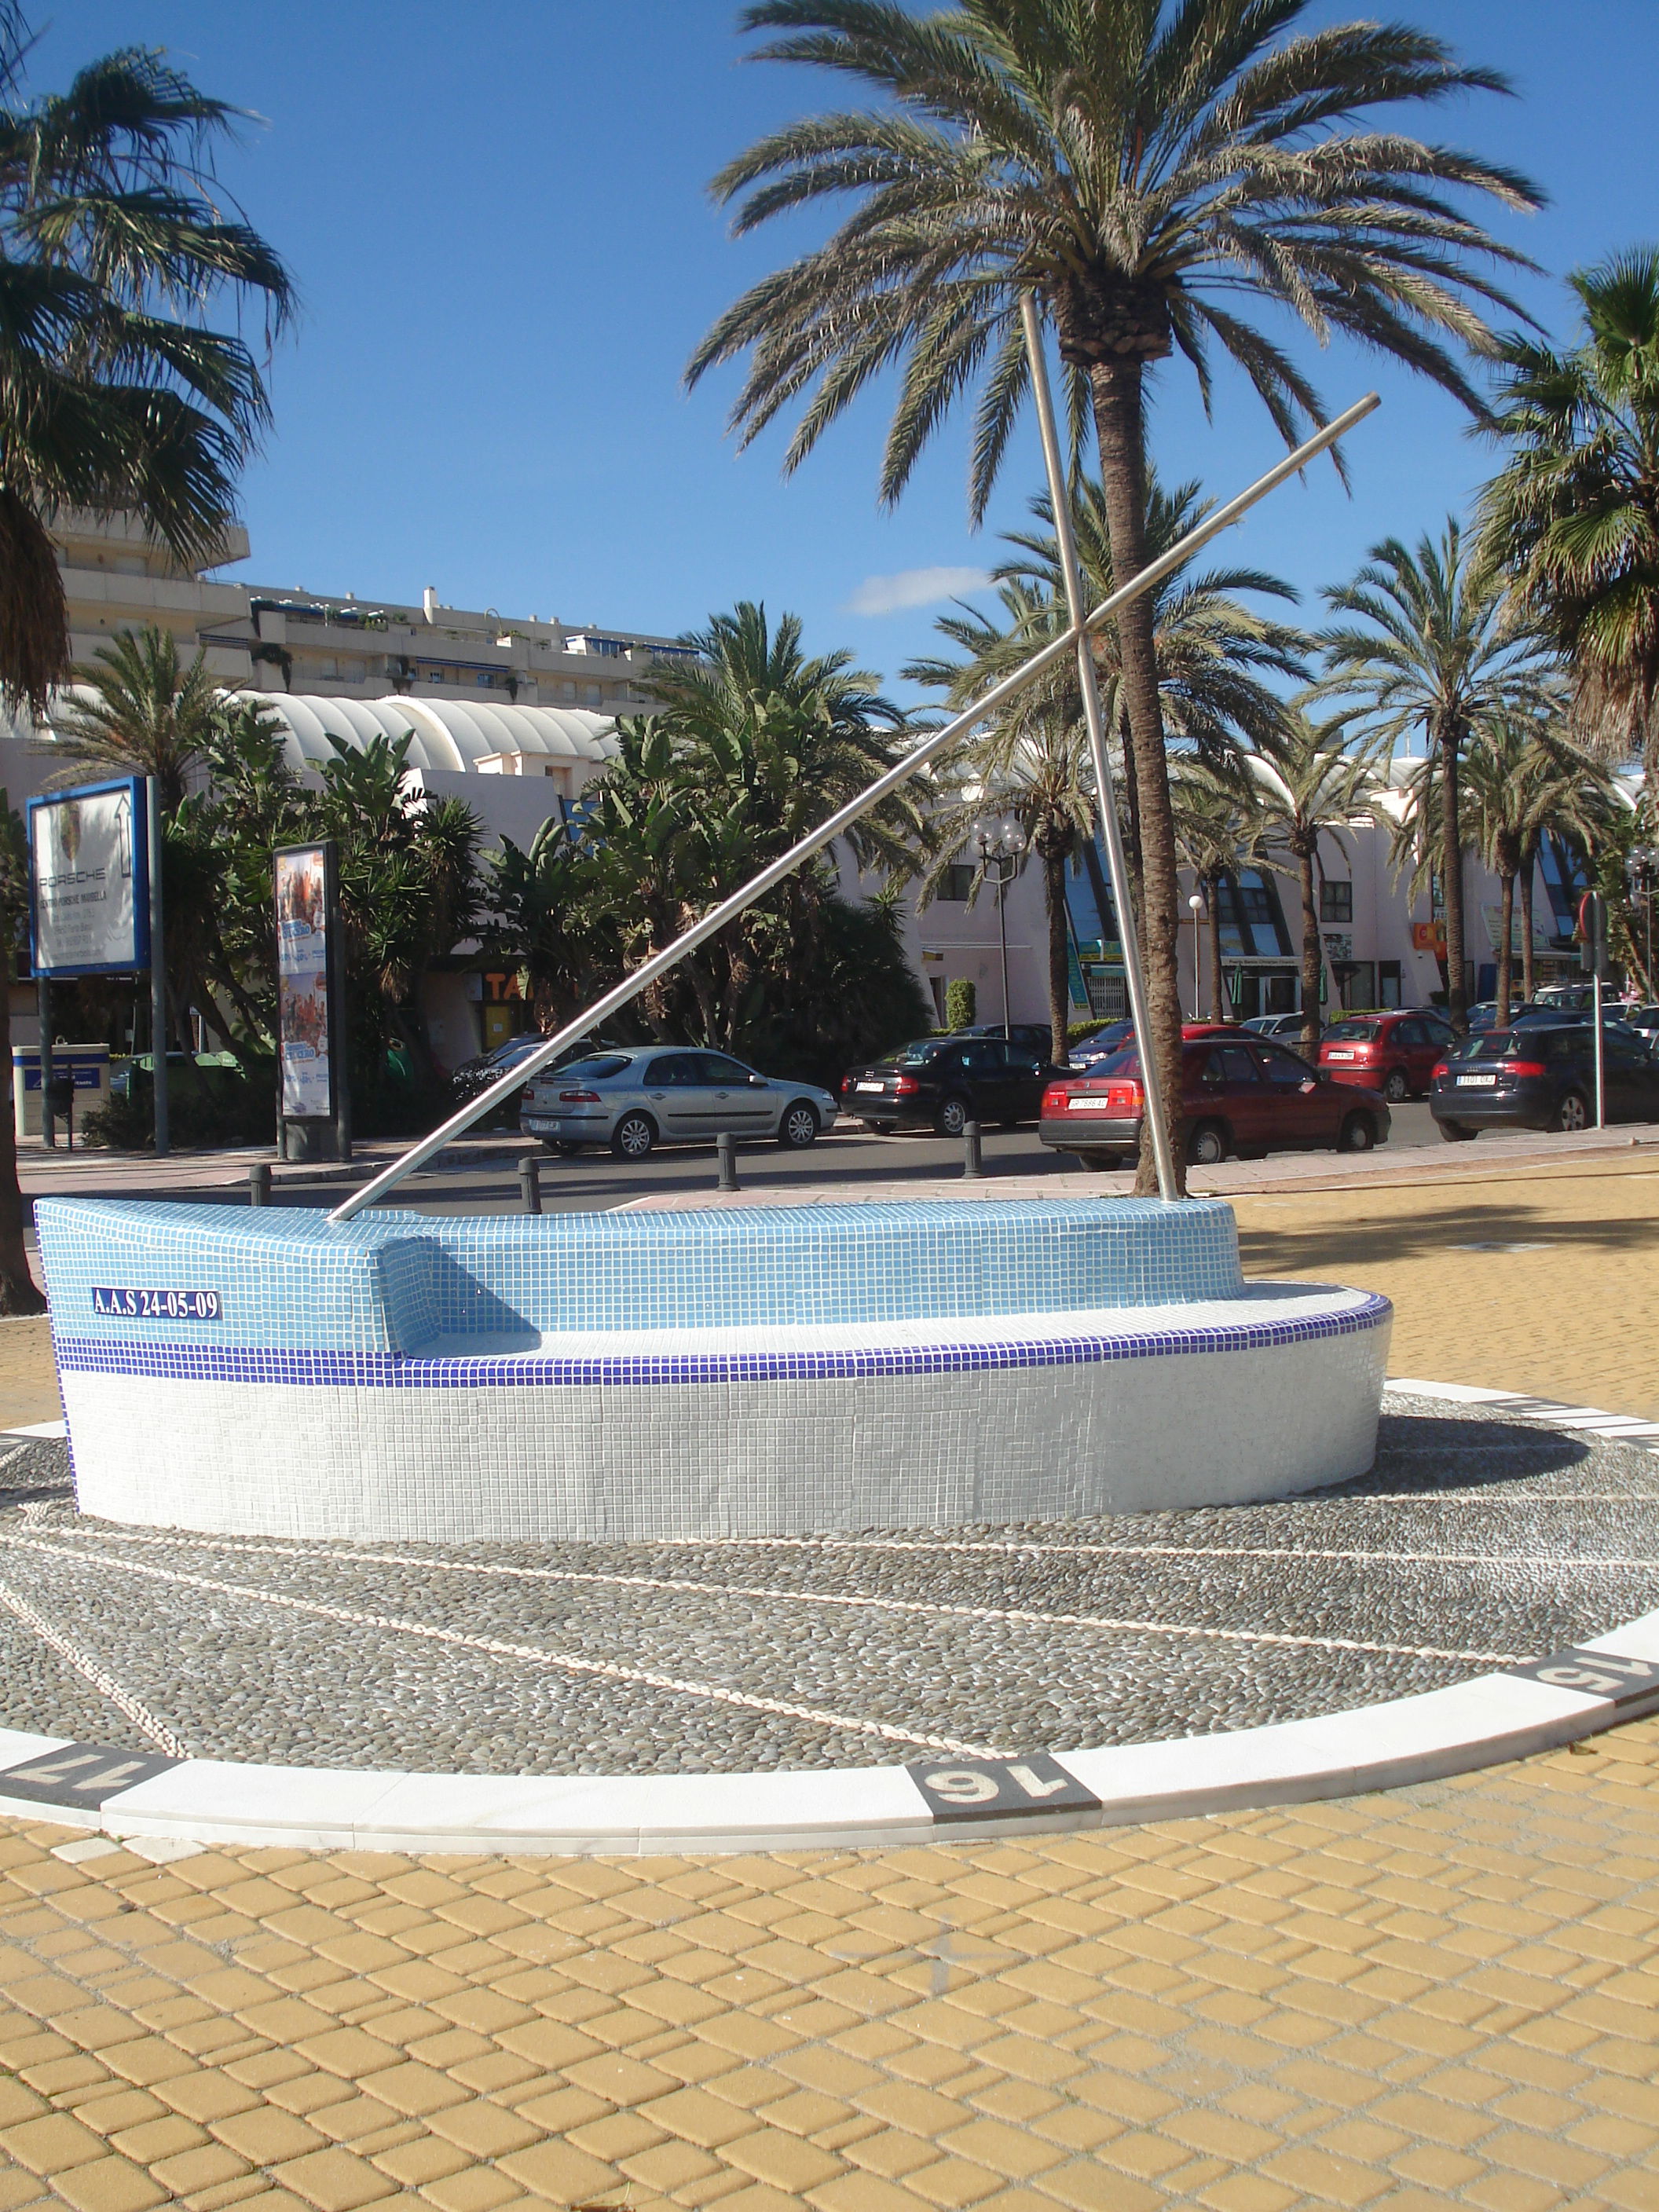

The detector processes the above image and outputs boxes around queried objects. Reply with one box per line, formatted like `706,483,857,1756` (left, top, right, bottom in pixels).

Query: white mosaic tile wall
37,1199,1391,1540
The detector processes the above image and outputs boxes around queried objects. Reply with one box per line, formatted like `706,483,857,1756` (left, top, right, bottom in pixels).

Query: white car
521,1046,840,1159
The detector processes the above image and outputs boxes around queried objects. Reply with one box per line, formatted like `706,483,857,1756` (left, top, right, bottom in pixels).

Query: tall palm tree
0,18,292,712
1247,712,1381,1051
1170,761,1266,1024
48,626,220,814
994,471,1306,941
690,0,1538,1189
911,650,1097,1064
1480,250,1659,763
0,788,35,1309
1320,522,1558,1031
909,474,1305,983
1450,720,1614,1019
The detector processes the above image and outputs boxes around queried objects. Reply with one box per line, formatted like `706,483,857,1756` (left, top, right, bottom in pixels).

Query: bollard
961,1119,983,1180
248,1161,271,1209
518,1155,542,1215
716,1131,740,1192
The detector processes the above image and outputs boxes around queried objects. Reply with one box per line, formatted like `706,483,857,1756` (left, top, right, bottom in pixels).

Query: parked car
1467,999,1544,1032
1065,1018,1135,1068
1040,1027,1391,1166
1621,1004,1659,1039
1316,1009,1455,1101
949,1022,1057,1057
520,1048,839,1159
448,1033,620,1126
1430,1022,1659,1139
1240,1012,1308,1039
840,1035,1053,1135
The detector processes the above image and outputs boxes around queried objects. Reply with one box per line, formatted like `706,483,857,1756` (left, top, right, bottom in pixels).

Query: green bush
944,976,976,1031
82,1057,278,1151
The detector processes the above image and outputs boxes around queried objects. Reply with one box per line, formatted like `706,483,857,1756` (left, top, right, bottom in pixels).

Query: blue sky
38,2,1659,698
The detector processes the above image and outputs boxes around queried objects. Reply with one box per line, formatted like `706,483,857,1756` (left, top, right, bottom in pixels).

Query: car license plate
1327,1049,1355,1060
524,1116,557,1130
856,1081,885,1093
1456,1074,1497,1086
1067,1097,1115,1111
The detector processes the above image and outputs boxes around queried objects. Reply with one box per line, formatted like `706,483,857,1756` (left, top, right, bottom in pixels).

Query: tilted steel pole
329,386,1378,1225
1020,294,1179,1200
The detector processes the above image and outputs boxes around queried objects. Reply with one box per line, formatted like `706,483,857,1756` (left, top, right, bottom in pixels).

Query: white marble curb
0,1379,1655,1857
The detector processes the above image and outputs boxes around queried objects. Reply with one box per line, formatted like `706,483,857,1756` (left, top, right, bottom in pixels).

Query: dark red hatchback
1317,1011,1455,1101
1042,1030,1392,1166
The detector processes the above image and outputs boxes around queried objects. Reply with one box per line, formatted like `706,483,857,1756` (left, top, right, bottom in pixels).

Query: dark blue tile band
53,1292,1390,1392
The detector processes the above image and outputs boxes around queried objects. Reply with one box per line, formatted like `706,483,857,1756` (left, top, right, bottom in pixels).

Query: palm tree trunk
1298,844,1322,1050
1519,838,1538,1005
1441,727,1468,1033
1042,847,1070,1065
0,980,45,1314
1496,870,1515,1027
1089,362,1185,1194
1206,873,1225,1021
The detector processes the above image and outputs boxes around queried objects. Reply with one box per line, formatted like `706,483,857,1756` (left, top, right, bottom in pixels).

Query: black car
1430,1022,1659,1139
448,1033,623,1126
950,1022,1057,1056
841,1035,1054,1135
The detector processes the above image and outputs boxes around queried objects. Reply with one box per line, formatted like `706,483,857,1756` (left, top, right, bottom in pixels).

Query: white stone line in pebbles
0,1576,187,1757
0,1446,27,1476
0,1536,1005,1760
34,1525,1525,1669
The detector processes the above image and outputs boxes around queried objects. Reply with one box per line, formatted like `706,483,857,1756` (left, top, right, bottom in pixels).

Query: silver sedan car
520,1047,840,1159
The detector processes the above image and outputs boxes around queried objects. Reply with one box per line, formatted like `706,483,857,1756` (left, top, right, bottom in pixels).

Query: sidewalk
0,1155,1656,2211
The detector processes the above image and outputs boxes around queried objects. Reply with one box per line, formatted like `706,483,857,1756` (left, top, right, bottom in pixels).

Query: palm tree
0,19,292,713
908,475,1305,1010
47,627,221,815
1454,720,1615,1019
0,789,35,1309
690,0,1538,1189
1248,712,1381,1052
910,636,1097,1064
1170,763,1266,1024
1479,250,1659,762
993,472,1307,943
1320,523,1558,1031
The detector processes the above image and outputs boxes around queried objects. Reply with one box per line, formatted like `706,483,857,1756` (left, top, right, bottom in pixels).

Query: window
1320,880,1353,922
699,1055,757,1085
939,863,977,901
1255,1045,1313,1086
644,1054,701,1086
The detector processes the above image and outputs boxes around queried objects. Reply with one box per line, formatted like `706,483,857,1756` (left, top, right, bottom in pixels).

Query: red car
1317,1011,1455,1102
1040,1027,1392,1167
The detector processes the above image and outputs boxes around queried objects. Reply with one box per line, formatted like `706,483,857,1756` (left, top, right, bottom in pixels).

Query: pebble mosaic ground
1,1393,1655,1781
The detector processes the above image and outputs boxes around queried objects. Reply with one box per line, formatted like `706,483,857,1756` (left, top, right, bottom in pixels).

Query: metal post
1593,969,1605,1130
326,840,352,1163
995,866,1012,1038
518,1155,542,1214
1020,295,1180,1200
36,976,53,1149
248,1161,270,1208
962,1120,983,1180
716,1132,739,1192
146,777,168,1158
328,387,1377,1225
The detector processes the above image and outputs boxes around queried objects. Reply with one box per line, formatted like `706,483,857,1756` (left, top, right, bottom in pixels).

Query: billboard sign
27,778,148,976
275,844,335,1119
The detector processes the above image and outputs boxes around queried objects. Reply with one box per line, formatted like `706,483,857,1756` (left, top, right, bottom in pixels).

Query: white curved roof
227,692,619,775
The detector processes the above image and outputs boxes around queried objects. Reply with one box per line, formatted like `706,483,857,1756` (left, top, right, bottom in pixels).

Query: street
266,1099,1445,1217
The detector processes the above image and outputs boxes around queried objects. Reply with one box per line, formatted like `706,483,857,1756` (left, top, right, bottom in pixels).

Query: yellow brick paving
0,1153,1654,2212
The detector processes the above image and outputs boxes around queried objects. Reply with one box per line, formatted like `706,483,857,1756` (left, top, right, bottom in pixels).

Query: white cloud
844,565,989,617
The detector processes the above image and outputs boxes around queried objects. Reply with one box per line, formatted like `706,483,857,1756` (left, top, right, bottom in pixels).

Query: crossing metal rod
328,386,1379,1225
1020,294,1179,1201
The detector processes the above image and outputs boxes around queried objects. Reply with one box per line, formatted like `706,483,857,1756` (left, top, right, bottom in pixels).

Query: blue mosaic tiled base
35,1197,1391,1540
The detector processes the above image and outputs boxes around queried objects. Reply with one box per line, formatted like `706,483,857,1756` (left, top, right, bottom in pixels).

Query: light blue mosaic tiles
35,1196,1247,1353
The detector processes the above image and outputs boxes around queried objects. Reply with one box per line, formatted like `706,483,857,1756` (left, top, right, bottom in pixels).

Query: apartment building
49,510,693,720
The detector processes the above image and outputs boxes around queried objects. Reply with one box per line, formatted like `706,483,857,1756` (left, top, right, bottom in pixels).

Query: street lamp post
1187,892,1205,1020
975,819,1027,1037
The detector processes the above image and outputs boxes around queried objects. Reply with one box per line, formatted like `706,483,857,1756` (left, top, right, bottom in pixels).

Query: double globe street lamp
974,818,1027,1038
